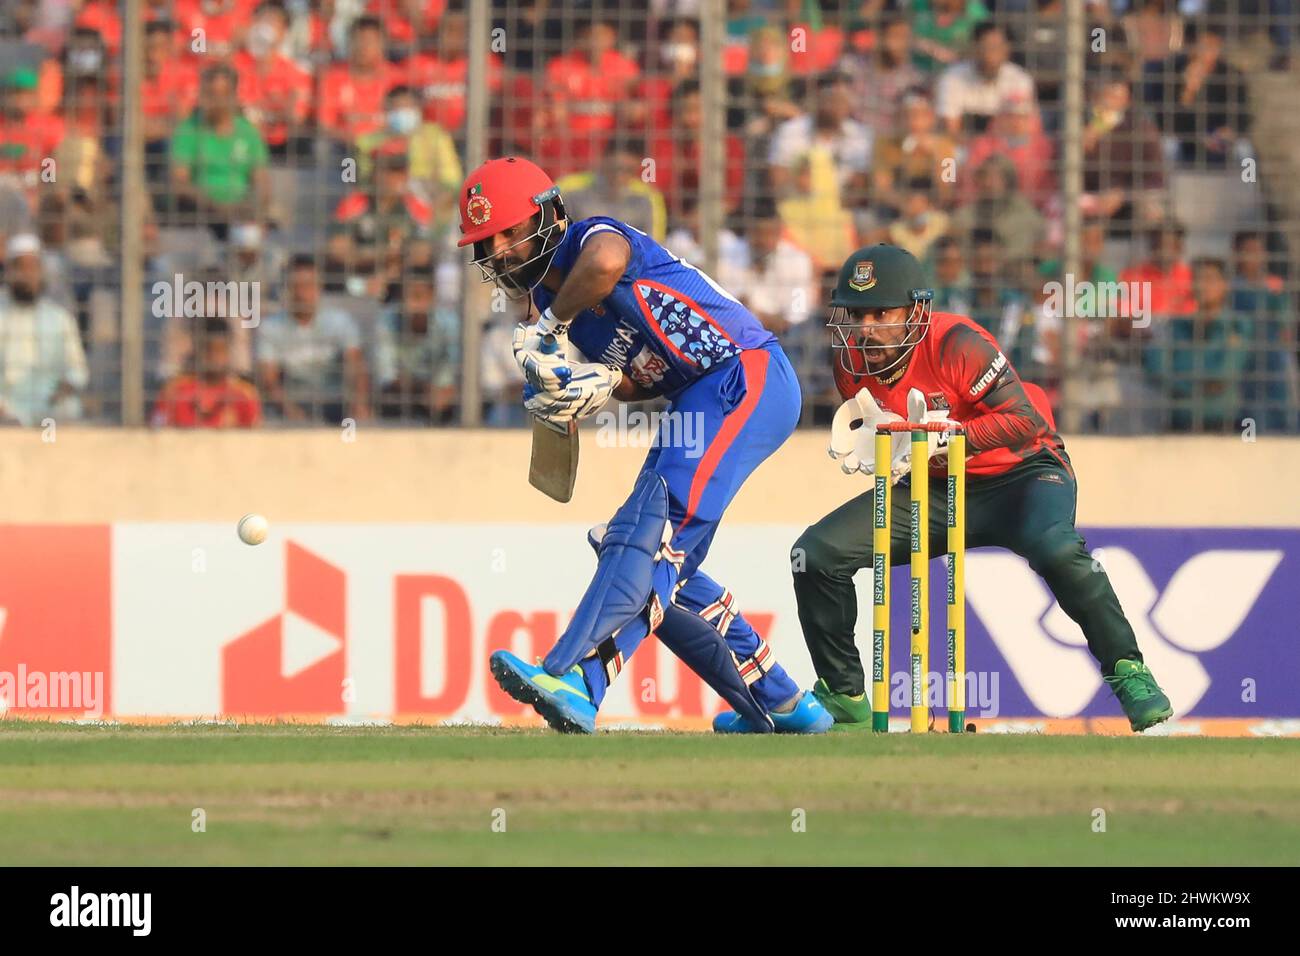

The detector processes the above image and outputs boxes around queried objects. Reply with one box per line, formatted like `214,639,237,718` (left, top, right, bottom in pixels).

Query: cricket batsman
781,243,1172,732
461,156,832,735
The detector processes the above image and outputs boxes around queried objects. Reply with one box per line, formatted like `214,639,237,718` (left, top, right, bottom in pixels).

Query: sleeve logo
969,351,1007,398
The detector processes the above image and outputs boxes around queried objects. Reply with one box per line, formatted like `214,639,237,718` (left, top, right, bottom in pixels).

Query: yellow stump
947,433,966,733
909,429,929,733
871,430,892,732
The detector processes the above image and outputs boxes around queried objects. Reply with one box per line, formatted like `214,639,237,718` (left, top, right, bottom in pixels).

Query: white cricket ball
237,513,269,546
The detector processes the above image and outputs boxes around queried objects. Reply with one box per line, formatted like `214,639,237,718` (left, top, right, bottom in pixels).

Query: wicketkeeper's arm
938,324,1048,453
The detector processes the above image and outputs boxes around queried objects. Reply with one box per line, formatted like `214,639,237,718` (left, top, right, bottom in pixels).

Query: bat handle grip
539,334,560,355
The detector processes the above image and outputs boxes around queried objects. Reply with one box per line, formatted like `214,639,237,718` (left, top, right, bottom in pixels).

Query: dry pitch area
1,722,1297,865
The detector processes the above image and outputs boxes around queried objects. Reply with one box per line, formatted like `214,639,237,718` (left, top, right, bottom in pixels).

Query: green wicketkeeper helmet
827,243,934,377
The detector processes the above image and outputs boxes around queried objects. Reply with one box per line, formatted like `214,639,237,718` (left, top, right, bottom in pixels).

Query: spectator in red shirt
963,94,1056,211
786,13,845,76
142,20,200,179
542,17,640,174
0,67,64,197
630,18,701,140
1119,223,1196,327
175,0,259,59
74,0,123,56
403,8,501,134
233,1,313,156
296,0,338,64
369,0,446,55
318,15,400,145
153,317,263,428
648,79,746,221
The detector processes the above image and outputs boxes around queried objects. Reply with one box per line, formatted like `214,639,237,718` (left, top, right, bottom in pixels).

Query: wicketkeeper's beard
838,328,909,373
828,300,933,378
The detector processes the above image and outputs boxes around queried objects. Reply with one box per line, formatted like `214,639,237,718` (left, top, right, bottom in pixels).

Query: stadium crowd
0,0,1296,432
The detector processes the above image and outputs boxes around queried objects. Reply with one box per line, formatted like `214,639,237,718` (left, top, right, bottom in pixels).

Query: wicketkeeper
782,244,1171,732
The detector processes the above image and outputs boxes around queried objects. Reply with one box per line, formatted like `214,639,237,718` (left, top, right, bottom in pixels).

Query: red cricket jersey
403,53,502,131
231,51,313,147
0,112,65,176
833,310,1067,478
545,50,640,134
142,58,200,121
152,375,262,428
317,62,402,140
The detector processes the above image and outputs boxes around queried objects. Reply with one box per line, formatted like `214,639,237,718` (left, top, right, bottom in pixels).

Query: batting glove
513,320,572,392
525,362,623,424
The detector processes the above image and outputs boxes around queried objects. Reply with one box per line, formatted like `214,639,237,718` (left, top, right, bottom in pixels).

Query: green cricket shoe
811,678,873,724
1105,659,1174,732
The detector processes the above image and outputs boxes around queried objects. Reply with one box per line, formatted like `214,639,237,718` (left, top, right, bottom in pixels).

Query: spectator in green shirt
1143,258,1251,432
1037,221,1119,288
1230,230,1288,318
726,0,770,43
169,63,269,234
967,230,1032,371
911,0,990,74
1230,232,1299,432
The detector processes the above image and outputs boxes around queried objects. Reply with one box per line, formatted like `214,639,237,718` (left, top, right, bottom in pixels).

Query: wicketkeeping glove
828,388,907,477
888,388,961,483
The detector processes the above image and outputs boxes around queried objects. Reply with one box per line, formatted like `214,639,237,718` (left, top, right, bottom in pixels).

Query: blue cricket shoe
713,690,834,734
489,650,597,734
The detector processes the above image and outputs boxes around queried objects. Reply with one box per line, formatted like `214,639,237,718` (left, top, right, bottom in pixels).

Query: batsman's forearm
547,264,619,324
545,234,629,323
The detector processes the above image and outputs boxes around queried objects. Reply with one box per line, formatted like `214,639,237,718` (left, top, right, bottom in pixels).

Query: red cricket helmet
458,157,568,299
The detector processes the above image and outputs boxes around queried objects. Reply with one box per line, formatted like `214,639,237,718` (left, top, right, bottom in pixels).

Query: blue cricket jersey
531,217,777,399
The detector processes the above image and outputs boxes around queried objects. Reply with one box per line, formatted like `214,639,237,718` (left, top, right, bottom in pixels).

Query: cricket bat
527,333,579,502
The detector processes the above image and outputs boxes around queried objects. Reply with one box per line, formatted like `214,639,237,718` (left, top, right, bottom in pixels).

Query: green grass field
1,721,1297,865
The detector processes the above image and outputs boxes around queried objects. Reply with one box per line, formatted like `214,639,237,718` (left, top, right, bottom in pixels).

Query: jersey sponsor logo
628,346,669,387
928,391,950,410
968,351,1008,398
599,320,640,368
849,259,876,292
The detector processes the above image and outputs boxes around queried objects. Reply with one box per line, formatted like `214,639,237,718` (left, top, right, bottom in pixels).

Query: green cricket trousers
791,448,1143,696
